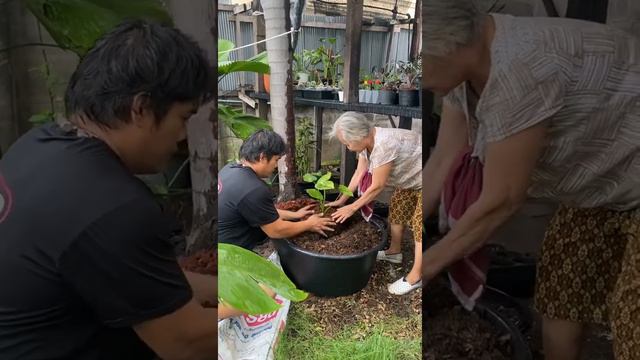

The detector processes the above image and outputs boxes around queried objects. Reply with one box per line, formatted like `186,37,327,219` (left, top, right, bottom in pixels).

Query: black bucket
272,215,387,297
475,302,533,360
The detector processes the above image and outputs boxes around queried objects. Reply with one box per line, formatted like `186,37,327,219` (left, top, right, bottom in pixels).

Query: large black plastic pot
272,215,388,297
474,302,533,360
486,245,537,298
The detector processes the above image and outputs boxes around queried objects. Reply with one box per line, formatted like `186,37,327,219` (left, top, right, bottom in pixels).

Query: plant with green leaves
218,243,308,314
295,117,315,179
217,39,272,140
303,171,353,215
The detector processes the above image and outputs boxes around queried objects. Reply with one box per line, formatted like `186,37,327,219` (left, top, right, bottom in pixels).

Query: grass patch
275,306,421,360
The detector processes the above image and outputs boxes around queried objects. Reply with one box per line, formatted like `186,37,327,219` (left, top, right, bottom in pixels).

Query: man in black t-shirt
0,22,216,359
218,130,335,250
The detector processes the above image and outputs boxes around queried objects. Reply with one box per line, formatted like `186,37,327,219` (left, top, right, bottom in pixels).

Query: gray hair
329,112,372,142
423,0,485,57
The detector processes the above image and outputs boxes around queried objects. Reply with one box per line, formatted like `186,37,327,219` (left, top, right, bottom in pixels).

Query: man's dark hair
65,20,212,128
239,130,286,162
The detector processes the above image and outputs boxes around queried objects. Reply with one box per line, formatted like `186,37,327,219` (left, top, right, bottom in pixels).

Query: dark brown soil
179,249,217,276
423,280,511,360
276,199,381,256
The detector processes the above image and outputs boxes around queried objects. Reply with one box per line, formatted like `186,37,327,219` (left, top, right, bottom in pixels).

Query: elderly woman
421,1,640,359
328,112,422,295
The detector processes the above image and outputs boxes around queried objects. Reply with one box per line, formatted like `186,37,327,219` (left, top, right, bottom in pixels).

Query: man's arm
423,122,547,280
134,300,216,360
184,272,216,306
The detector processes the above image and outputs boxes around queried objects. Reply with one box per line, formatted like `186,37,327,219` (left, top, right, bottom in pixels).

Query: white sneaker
376,251,403,264
388,277,423,295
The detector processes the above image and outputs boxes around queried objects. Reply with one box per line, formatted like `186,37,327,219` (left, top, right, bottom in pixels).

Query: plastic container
272,215,387,297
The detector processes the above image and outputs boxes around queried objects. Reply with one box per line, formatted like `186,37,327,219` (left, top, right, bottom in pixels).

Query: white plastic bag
218,252,291,360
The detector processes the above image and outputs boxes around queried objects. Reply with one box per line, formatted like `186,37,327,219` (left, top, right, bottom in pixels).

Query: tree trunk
168,0,217,253
263,0,297,201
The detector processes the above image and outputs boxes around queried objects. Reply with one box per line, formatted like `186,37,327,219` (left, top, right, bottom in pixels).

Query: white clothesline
218,28,301,55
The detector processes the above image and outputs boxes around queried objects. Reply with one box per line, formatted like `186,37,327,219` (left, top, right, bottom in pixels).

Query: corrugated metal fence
218,10,412,92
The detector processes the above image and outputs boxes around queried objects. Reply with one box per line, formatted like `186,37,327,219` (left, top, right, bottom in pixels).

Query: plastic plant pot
379,90,398,105
398,89,419,106
272,215,388,297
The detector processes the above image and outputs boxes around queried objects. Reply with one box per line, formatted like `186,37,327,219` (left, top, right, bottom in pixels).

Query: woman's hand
326,196,348,208
331,205,357,223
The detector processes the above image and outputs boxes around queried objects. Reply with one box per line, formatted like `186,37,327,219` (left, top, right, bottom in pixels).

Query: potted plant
294,49,315,85
336,78,344,102
398,60,420,107
380,64,400,105
368,67,384,104
272,173,388,297
360,73,373,103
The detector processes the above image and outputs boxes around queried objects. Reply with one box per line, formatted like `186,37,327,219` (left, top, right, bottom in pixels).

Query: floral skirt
534,205,640,359
389,188,422,243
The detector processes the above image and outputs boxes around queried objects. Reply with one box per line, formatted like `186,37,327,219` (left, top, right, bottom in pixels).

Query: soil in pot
179,249,217,276
179,249,217,308
423,281,512,360
276,199,381,256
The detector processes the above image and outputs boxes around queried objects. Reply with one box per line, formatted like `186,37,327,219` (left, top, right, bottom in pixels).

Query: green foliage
303,171,352,214
28,111,55,126
218,244,307,315
295,117,315,179
217,39,271,140
24,0,172,56
218,104,272,140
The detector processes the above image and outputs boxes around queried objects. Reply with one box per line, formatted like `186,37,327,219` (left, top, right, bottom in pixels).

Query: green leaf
28,111,55,126
302,173,317,183
320,171,332,182
218,105,272,140
217,38,234,63
315,179,334,191
338,185,353,197
24,0,172,56
306,188,324,201
218,244,307,315
218,60,270,76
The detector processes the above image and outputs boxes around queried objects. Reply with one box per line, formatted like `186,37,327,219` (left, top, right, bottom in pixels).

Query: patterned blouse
445,13,640,210
360,127,422,190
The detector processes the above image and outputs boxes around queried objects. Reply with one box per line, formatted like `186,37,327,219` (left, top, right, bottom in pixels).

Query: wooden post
409,0,422,61
340,0,363,185
313,106,323,171
343,0,363,104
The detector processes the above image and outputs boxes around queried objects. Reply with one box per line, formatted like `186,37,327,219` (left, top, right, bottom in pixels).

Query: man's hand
291,205,316,220
305,214,336,237
331,205,357,224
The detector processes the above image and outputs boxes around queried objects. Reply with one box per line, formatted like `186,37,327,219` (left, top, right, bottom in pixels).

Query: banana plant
218,243,307,314
217,39,272,140
24,0,172,57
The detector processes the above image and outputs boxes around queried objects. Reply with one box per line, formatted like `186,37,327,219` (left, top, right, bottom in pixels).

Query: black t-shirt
0,124,193,360
218,163,279,250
